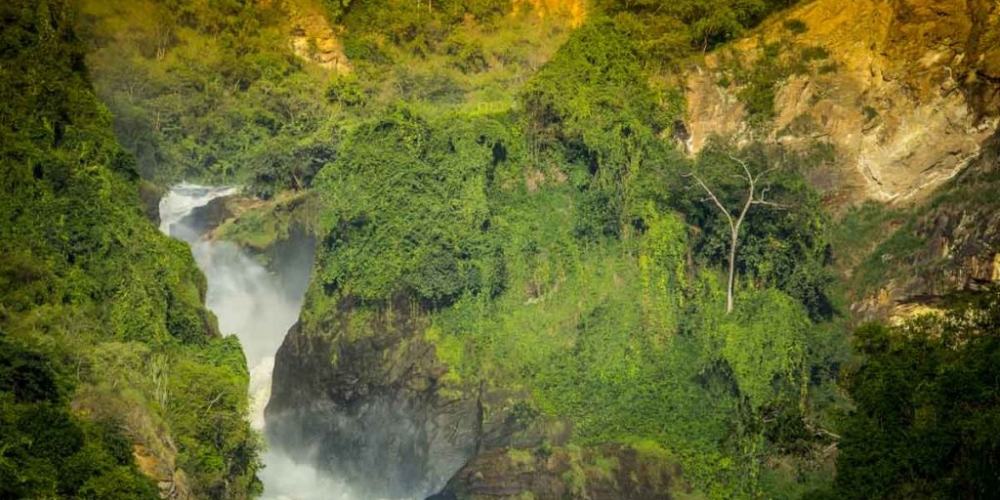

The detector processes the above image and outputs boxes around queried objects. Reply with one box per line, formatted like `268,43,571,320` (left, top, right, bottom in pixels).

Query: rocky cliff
266,295,481,498
682,0,1000,319
262,1,1000,499
852,129,1000,319
685,0,1000,205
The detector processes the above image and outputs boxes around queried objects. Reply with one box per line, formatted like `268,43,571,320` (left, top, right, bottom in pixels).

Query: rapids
159,184,358,500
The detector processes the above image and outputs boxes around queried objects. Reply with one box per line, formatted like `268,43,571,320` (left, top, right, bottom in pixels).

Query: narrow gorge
4,0,1000,499
158,185,369,500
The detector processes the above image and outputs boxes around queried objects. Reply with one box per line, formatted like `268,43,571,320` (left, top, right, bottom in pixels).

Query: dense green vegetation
808,291,1000,499
596,0,802,67
76,0,573,190
0,1,260,498
76,0,332,189
8,0,998,498
300,15,847,499
0,337,159,500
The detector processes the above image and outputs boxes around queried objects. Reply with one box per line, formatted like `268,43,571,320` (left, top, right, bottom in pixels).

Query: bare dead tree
686,155,783,314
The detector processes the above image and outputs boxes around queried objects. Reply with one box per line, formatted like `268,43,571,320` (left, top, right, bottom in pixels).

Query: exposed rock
685,0,1000,205
134,444,192,500
855,131,1000,318
139,180,166,226
513,0,587,27
266,282,577,497
284,0,352,73
427,445,685,500
265,295,481,498
210,191,319,299
183,195,237,237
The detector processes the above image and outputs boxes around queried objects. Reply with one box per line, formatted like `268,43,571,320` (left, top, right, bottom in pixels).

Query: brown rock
429,445,686,500
685,0,1000,206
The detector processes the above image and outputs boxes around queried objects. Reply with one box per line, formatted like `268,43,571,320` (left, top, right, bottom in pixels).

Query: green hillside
0,1,259,498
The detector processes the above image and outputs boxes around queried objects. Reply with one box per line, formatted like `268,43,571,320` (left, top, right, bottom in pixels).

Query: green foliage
521,19,666,237
168,338,261,499
215,191,320,259
597,0,804,66
733,42,788,130
800,46,830,62
823,292,1000,499
246,125,341,200
307,106,840,497
828,201,906,277
313,107,514,306
714,34,833,130
78,0,332,184
783,18,808,34
851,219,925,296
0,1,260,497
0,336,159,500
319,0,355,22
325,75,366,107
334,0,575,120
719,289,809,411
338,0,509,54
297,11,847,497
863,105,880,122
674,140,835,320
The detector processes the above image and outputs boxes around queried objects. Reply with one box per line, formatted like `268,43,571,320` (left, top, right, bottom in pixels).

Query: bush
783,19,808,34
832,293,1000,498
313,107,514,306
325,76,365,107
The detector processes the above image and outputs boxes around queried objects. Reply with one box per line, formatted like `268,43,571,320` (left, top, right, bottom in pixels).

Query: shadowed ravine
159,184,356,500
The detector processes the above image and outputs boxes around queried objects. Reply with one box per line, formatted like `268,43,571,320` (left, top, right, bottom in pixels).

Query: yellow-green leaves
639,205,688,342
719,289,809,411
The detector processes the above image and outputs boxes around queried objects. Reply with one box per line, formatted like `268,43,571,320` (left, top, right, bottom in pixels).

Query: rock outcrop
265,295,481,498
428,445,684,500
284,0,352,73
685,0,1000,204
856,130,1000,318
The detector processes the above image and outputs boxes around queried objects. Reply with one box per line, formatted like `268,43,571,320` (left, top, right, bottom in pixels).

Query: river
159,184,357,500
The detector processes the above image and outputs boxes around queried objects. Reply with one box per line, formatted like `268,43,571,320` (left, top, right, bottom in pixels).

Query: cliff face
263,1,1000,498
682,0,1000,318
285,0,352,72
854,129,1000,318
265,296,482,498
685,0,1000,205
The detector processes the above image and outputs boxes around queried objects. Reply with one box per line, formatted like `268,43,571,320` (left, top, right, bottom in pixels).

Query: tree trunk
727,229,737,314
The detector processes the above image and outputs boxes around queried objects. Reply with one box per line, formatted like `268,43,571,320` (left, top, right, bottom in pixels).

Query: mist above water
160,184,298,365
159,184,357,500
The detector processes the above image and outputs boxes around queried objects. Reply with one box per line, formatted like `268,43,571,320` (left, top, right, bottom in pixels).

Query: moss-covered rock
429,444,692,500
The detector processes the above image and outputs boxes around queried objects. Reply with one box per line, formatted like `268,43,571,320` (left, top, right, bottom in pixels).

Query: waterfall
159,184,357,500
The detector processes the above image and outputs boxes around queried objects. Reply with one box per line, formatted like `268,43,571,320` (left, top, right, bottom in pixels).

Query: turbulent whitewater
159,184,355,500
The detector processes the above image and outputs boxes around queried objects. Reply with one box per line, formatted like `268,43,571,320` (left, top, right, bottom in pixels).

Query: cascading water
159,184,357,500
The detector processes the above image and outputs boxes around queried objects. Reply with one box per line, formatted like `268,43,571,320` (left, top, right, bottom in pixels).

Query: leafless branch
684,172,734,229
684,155,786,313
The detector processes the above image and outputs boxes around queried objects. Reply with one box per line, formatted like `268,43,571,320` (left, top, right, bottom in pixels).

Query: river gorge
159,185,358,500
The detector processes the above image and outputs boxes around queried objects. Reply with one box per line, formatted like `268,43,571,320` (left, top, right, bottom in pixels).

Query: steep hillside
0,1,260,498
676,0,1000,322
75,0,336,186
685,0,1000,205
265,5,846,499
848,129,1000,319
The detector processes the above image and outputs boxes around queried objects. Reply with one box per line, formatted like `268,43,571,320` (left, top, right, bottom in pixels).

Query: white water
159,184,358,500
